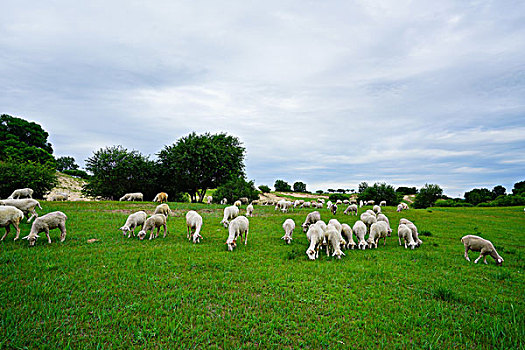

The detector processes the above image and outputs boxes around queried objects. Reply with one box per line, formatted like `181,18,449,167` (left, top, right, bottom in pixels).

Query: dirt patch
46,172,94,201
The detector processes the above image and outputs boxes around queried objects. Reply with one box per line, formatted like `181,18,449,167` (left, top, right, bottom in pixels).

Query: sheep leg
244,229,248,245
474,252,485,264
28,209,38,223
1,226,10,241
464,247,471,262
163,224,168,238
187,226,191,240
59,223,67,242
149,229,154,240
45,228,51,244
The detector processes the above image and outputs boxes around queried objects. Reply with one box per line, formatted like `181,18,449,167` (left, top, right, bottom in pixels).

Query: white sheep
359,200,364,208
8,188,33,199
48,193,68,201
397,202,409,212
376,214,392,235
313,220,327,232
360,211,377,229
246,204,254,217
397,224,417,249
302,211,321,232
119,192,144,201
278,200,293,213
373,205,381,214
137,214,168,240
221,205,239,228
22,211,67,246
281,218,295,244
367,221,390,248
153,192,168,203
186,210,203,243
326,201,333,210
305,224,324,260
379,200,386,206
154,203,171,218
225,216,249,251
234,200,242,207
221,198,228,205
352,220,368,250
343,199,349,204
461,235,504,265
0,198,42,223
301,201,312,208
399,218,422,246
327,219,342,234
341,223,356,249
0,206,24,241
343,204,358,216
336,199,342,205
119,211,147,238
366,200,375,206
206,196,213,204
325,224,345,259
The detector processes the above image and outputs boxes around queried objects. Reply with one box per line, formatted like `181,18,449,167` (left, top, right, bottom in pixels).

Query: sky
1,0,524,197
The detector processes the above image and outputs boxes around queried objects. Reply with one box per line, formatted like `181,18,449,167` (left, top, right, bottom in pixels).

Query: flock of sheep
0,188,505,265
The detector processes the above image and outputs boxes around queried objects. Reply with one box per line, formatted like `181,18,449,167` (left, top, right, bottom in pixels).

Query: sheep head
22,233,39,246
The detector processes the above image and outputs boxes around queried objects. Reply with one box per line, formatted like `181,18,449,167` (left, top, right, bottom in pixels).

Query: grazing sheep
398,224,417,249
353,220,368,250
331,203,338,215
119,211,147,238
186,211,203,243
239,197,249,204
22,211,67,246
48,193,68,201
326,201,333,210
373,205,381,214
325,224,345,259
318,198,325,204
119,192,144,201
225,216,249,251
461,235,504,266
376,214,392,235
360,211,377,230
0,198,42,223
367,221,390,248
246,204,254,217
154,203,171,218
366,200,375,206
221,205,240,228
350,199,357,204
341,223,356,249
305,224,324,260
336,200,342,205
302,211,321,232
293,200,301,208
137,214,168,240
8,188,33,199
327,219,342,234
206,196,213,204
301,201,312,208
313,220,327,232
397,202,409,212
234,200,242,207
221,198,228,205
397,204,404,212
278,200,293,212
379,200,386,206
0,206,24,241
344,204,358,216
153,192,168,203
281,218,295,244
399,219,422,246
343,199,349,205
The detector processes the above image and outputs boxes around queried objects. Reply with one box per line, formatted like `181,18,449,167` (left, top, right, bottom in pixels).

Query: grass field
1,201,524,349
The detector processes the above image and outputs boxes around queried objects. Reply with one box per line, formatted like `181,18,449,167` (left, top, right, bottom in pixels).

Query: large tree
357,182,400,205
414,184,443,208
293,181,307,193
274,179,291,192
157,132,245,203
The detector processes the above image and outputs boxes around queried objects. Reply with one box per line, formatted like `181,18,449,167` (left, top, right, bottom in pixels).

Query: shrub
214,177,259,204
0,161,57,198
329,193,349,202
414,184,443,209
258,185,271,193
62,169,90,179
274,179,291,192
357,182,400,205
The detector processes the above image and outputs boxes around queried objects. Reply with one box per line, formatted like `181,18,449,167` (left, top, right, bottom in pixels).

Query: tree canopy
414,184,443,208
274,179,291,192
293,181,307,193
56,156,79,171
357,182,400,205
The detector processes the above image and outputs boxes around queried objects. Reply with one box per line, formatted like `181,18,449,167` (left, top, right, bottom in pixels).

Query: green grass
1,203,524,349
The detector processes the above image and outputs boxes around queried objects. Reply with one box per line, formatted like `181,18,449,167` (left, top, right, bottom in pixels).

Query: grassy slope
1,202,524,349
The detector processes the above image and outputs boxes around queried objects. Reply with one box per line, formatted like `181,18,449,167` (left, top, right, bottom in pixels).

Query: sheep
246,203,254,217
119,192,143,201
399,219,422,246
367,221,390,248
225,216,249,251
326,201,333,210
221,205,239,228
0,198,42,223
398,224,417,249
154,203,171,218
397,204,404,212
336,200,342,205
376,214,392,235
373,205,381,214
350,199,357,204
293,200,301,208
344,204,358,216
301,211,321,232
153,192,168,203
186,210,203,243
119,211,147,238
22,211,67,246
397,202,409,212
341,223,356,249
359,200,364,208
8,188,33,199
0,206,24,241
325,224,345,259
221,198,228,205
305,224,324,260
365,209,376,217
402,203,409,210
206,196,213,204
234,200,242,207
379,200,386,206
276,200,292,213
239,197,249,205
352,220,368,250
301,201,312,208
343,199,349,205
331,203,338,215
48,193,68,201
360,211,377,230
367,200,375,206
137,214,168,240
327,219,342,234
313,220,327,232
281,218,295,244
461,235,503,265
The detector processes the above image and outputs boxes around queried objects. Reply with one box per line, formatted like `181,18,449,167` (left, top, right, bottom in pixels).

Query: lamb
376,214,392,235
246,203,254,217
324,224,345,259
225,216,249,251
234,200,242,207
206,196,213,204
154,203,171,218
373,205,381,214
0,198,42,223
341,223,356,249
8,188,33,199
331,203,338,215
153,192,168,203
399,218,423,246
461,235,504,266
22,211,67,246
301,211,321,232
352,220,368,250
186,210,203,243
343,204,358,216
281,218,295,244
379,200,386,206
367,221,390,248
137,214,168,240
221,205,239,228
305,224,324,260
119,211,147,238
398,224,417,249
119,192,144,201
0,206,24,241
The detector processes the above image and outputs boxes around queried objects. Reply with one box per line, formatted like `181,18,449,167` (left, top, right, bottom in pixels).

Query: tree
214,178,259,204
83,145,159,200
414,184,443,208
358,182,369,193
357,183,400,205
316,190,324,194
336,189,347,193
0,114,55,166
464,188,494,205
512,180,525,196
258,185,271,193
56,156,79,171
0,161,57,199
293,181,307,193
158,133,245,203
492,185,506,197
274,179,291,192
396,186,418,195
327,189,335,193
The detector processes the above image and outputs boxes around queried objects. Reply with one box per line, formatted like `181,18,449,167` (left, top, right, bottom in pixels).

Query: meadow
1,201,524,349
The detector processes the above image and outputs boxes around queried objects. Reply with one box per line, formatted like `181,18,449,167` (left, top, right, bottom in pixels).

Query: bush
0,161,57,199
414,184,443,209
293,181,307,193
258,185,271,193
329,193,349,202
62,169,90,179
357,182,400,205
274,179,292,192
214,177,259,204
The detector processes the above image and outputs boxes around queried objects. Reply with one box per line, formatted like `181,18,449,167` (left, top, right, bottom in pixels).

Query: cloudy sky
1,0,524,197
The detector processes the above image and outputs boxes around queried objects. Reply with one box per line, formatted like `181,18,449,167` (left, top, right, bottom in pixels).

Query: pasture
1,201,524,349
